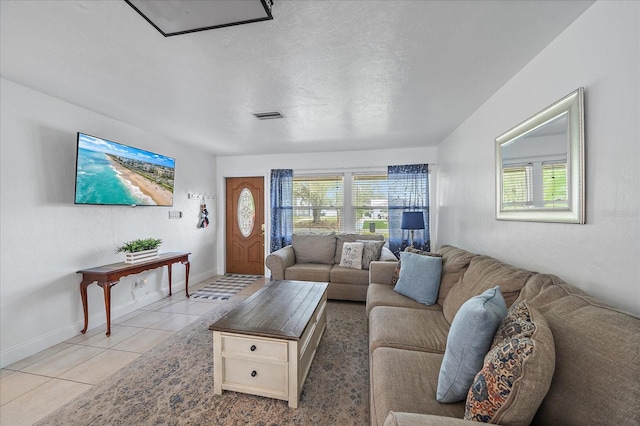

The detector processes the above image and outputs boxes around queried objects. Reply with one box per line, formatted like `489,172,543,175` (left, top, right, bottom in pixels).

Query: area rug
191,274,263,300
38,300,369,425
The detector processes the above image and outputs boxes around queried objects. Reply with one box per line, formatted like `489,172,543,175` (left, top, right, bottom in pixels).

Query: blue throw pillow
393,251,442,305
436,286,507,403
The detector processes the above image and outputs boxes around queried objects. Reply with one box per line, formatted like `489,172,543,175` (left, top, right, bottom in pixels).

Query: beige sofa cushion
436,245,476,305
369,306,449,353
371,348,465,426
366,282,440,316
284,263,332,282
330,265,369,285
515,275,640,425
335,233,384,264
465,301,555,425
291,233,336,264
443,255,532,324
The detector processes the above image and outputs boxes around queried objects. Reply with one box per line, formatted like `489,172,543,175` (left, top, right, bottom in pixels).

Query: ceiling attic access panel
125,0,273,37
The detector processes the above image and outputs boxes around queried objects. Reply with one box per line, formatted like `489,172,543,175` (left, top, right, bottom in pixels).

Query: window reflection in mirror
501,113,568,210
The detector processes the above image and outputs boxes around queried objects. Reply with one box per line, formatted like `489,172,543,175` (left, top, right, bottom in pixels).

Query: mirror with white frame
495,88,585,223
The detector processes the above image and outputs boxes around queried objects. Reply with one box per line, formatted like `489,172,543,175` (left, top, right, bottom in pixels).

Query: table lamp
401,211,425,248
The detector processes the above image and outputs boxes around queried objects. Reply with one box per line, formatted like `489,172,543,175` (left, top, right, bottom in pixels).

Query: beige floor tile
140,296,179,311
22,345,105,378
4,343,74,371
58,349,140,384
0,371,52,406
65,325,106,344
150,313,200,331
111,309,144,325
112,329,174,353
0,378,92,426
157,300,216,315
119,310,171,328
76,325,143,348
0,369,13,378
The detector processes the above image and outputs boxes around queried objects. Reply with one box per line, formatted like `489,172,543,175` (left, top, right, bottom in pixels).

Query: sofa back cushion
515,276,640,425
443,255,532,324
291,233,336,264
335,233,384,264
437,245,477,305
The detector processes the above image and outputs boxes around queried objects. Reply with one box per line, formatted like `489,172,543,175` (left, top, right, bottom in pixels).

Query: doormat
191,274,263,300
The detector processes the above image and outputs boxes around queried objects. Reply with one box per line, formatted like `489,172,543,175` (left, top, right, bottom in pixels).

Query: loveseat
266,233,397,301
367,245,640,425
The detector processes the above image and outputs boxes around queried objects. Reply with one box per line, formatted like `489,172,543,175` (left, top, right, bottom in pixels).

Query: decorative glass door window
237,188,255,237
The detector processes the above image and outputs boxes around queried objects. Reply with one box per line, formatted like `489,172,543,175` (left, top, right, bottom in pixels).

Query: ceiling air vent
253,111,284,120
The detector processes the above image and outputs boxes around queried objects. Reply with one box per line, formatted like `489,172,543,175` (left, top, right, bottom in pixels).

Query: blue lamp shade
401,211,425,230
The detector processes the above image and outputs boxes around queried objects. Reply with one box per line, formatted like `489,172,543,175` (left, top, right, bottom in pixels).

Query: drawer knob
251,370,257,377
250,345,256,351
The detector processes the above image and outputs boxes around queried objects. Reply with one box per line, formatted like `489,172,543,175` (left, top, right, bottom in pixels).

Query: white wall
436,1,640,315
215,147,438,275
0,79,218,367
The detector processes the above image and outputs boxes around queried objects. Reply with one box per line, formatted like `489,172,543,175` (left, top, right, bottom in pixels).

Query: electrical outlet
168,211,182,219
134,278,148,288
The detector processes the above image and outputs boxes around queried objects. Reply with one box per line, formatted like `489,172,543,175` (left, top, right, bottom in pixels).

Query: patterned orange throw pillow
464,301,555,425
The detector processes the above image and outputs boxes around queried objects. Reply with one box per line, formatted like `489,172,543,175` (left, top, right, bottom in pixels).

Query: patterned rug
38,299,369,425
191,274,263,300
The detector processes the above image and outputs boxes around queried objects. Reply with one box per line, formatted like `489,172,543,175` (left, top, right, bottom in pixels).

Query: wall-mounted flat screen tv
74,132,175,206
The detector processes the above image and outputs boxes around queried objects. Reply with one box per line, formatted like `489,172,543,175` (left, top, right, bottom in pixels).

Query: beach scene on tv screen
75,133,175,206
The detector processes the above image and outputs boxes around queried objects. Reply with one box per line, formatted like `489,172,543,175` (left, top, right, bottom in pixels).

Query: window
352,174,389,237
292,171,389,235
293,175,344,234
502,165,533,209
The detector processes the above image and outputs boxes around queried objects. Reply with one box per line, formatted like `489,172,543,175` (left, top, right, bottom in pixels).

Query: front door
225,177,265,275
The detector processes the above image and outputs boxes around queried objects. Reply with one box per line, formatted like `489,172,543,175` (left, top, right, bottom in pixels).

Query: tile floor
0,277,268,426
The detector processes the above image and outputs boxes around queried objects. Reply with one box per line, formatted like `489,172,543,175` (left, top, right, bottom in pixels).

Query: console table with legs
77,252,191,336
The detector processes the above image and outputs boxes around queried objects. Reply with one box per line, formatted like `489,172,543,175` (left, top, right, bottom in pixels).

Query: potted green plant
115,238,162,264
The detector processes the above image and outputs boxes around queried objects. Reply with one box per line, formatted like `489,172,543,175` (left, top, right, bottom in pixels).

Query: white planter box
125,249,159,264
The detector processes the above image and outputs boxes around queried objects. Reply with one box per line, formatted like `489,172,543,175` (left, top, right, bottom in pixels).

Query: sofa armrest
369,260,398,286
265,245,295,280
384,412,485,426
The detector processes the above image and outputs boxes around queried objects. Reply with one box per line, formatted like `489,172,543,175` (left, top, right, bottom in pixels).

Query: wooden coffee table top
208,280,328,341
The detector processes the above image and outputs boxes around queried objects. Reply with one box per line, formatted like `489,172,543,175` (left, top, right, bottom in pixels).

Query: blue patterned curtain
388,164,430,257
269,169,293,252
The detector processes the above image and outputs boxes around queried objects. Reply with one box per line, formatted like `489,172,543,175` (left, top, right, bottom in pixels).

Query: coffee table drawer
223,357,287,394
221,335,287,360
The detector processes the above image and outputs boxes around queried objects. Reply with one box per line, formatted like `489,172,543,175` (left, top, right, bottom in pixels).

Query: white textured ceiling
0,0,594,156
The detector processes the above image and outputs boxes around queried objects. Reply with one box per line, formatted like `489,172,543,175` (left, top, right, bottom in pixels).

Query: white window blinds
351,174,389,237
543,162,568,208
502,165,533,208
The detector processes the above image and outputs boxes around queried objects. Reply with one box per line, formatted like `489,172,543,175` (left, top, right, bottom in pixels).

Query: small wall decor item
200,203,210,228
115,237,162,264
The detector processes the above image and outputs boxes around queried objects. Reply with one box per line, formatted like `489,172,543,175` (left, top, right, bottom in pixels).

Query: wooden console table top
78,252,190,336
209,280,328,340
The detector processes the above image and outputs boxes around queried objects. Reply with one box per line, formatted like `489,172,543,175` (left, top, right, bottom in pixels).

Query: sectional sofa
367,245,640,425
266,232,397,301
